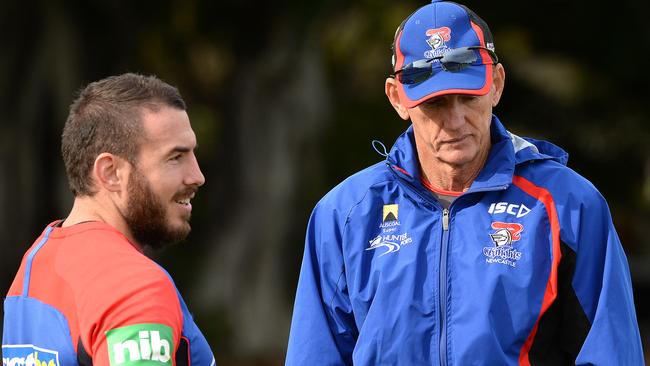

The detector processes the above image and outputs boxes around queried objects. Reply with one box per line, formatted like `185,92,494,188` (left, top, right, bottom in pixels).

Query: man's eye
424,99,443,108
461,95,479,103
169,154,182,161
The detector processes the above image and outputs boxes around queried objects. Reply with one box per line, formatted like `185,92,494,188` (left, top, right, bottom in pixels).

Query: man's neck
63,197,104,226
63,195,140,248
420,164,475,192
419,147,490,193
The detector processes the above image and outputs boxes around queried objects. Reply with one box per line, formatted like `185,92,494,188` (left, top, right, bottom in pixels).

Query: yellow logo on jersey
383,204,398,222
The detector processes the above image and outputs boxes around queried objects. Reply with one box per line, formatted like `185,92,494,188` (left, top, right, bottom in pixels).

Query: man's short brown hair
61,73,186,196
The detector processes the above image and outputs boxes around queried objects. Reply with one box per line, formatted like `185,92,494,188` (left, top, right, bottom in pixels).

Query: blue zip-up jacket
286,116,644,365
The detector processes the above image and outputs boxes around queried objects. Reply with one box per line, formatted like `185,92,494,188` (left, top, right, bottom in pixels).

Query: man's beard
124,168,192,250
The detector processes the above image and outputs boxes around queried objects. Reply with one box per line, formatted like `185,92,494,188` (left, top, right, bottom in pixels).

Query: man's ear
491,63,506,107
92,153,128,193
385,77,410,121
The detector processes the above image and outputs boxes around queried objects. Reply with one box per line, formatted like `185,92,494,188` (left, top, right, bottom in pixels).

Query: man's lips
175,197,193,205
173,188,198,209
441,135,469,144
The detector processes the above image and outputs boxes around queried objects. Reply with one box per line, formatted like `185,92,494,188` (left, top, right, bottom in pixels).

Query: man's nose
442,97,467,129
186,154,206,187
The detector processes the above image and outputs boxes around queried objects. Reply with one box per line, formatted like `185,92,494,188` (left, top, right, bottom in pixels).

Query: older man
286,1,644,365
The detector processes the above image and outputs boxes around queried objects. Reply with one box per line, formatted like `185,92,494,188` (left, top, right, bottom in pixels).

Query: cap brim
397,63,493,108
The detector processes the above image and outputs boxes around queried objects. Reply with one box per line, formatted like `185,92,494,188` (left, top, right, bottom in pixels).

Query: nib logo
106,324,173,365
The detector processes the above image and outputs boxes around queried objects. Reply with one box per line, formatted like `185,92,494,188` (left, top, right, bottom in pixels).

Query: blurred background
1,0,648,364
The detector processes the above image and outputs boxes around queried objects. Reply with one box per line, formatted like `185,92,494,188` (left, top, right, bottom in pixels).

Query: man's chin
138,223,191,251
168,223,191,244
175,220,192,235
438,154,477,167
143,234,188,251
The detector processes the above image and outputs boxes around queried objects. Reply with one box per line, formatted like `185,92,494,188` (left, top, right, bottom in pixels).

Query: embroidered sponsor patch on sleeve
106,323,173,366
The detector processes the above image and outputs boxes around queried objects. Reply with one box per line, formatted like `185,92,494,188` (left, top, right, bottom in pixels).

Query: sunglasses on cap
392,46,498,85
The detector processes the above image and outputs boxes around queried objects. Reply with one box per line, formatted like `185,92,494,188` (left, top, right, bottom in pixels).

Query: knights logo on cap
424,27,451,58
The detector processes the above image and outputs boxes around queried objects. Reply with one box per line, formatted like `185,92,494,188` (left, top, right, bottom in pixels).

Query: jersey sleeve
286,201,358,366
59,233,184,366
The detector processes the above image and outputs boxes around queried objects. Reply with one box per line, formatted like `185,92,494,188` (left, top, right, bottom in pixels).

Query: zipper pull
442,208,449,231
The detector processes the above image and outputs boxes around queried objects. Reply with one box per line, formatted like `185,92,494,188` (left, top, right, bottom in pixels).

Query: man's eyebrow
169,146,193,154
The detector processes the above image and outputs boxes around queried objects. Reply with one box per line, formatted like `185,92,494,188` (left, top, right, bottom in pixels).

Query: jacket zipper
386,165,451,365
439,208,450,366
387,163,510,365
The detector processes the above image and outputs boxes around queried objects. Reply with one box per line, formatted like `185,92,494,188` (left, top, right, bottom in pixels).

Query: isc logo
488,202,531,218
107,324,173,366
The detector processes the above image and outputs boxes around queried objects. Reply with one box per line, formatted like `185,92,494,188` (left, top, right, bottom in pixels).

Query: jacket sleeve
565,191,645,365
285,201,358,366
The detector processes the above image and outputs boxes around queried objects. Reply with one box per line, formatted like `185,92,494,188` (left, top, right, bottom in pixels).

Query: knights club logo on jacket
483,222,524,267
366,204,413,257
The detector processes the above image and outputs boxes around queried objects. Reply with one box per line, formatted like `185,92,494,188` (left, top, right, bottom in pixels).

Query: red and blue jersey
286,116,644,365
2,221,215,366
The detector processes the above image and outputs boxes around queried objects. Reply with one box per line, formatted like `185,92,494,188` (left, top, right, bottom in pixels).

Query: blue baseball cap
392,0,497,108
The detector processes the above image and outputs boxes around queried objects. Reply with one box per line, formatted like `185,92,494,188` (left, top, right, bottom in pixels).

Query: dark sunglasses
392,46,498,85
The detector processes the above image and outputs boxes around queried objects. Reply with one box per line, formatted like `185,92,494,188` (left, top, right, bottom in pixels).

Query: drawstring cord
372,140,389,158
